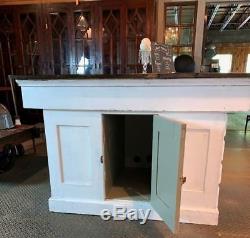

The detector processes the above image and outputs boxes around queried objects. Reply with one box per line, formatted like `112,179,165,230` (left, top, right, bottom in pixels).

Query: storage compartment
103,114,153,201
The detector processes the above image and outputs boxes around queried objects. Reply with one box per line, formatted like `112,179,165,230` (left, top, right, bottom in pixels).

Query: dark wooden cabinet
0,5,44,123
0,0,155,123
100,0,154,74
0,8,17,80
0,8,18,117
44,3,99,75
17,6,43,75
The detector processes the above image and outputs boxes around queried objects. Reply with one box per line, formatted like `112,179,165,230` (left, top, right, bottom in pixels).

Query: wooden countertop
11,73,250,81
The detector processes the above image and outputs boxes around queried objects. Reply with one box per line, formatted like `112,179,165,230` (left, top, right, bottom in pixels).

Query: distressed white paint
58,125,92,186
17,78,250,112
184,128,210,192
44,111,104,200
160,112,227,225
17,77,250,226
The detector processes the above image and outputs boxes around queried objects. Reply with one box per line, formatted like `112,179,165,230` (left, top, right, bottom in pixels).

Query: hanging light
165,27,178,45
77,14,89,32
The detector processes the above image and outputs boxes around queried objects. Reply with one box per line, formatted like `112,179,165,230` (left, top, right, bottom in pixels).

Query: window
212,54,232,73
164,2,197,57
246,54,250,73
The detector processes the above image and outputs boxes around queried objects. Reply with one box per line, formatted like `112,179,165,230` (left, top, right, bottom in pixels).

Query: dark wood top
0,125,36,150
10,73,250,81
0,125,34,139
0,87,11,91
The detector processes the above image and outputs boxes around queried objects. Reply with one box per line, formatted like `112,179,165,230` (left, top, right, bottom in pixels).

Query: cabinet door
16,6,44,123
151,115,186,234
72,6,97,75
44,111,104,200
45,4,73,75
101,7,122,74
0,8,17,110
126,5,147,73
17,5,44,75
99,0,152,74
45,3,98,75
0,8,17,83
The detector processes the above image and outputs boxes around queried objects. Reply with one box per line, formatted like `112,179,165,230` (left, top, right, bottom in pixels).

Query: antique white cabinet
17,77,250,233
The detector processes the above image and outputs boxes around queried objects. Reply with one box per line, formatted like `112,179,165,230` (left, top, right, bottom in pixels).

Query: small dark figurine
174,54,195,73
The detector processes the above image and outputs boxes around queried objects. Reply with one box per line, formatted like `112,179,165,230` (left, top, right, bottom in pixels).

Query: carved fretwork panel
73,10,94,74
102,9,121,74
127,7,147,73
20,12,40,75
0,12,16,86
0,11,16,113
0,1,154,78
48,11,71,75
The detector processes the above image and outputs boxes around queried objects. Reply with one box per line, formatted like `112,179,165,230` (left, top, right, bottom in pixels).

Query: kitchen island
16,74,250,233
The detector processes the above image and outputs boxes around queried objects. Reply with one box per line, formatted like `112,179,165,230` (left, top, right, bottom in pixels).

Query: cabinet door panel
45,3,97,75
44,111,104,200
19,10,42,75
0,9,16,112
99,1,151,74
0,9,17,81
102,8,121,74
126,7,147,73
47,8,72,75
16,6,44,123
73,8,96,75
151,115,186,233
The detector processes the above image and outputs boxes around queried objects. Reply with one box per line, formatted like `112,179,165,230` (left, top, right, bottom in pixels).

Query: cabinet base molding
180,207,219,225
49,198,218,225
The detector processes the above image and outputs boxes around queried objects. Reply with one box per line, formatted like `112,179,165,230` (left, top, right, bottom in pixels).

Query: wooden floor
225,130,250,148
106,168,151,201
217,130,250,237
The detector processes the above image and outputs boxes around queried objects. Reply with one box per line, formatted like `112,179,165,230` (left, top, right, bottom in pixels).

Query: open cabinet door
151,115,186,234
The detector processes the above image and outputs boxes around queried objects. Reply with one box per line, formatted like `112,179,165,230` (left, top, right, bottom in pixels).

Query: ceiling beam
0,0,97,5
207,5,220,30
220,4,242,31
238,15,250,29
235,6,249,23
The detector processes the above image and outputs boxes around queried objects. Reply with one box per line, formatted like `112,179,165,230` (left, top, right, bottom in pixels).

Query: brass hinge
180,176,187,185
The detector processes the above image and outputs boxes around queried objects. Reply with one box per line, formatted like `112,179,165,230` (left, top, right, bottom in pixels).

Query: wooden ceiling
207,3,250,31
0,0,98,5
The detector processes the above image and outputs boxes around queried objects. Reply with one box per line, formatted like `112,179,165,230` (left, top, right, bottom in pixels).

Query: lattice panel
74,11,93,74
51,13,67,39
103,10,120,36
0,13,13,33
127,8,146,73
0,12,16,85
102,9,121,74
127,8,146,37
50,12,70,74
20,13,40,75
